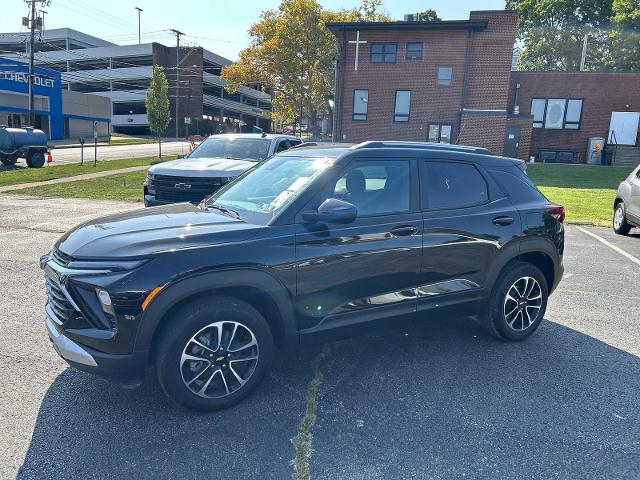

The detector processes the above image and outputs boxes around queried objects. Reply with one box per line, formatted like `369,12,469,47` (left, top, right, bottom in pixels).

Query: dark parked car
613,164,640,235
41,141,565,411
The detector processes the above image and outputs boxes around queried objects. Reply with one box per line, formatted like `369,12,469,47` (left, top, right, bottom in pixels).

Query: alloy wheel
614,205,624,230
503,276,543,331
180,321,259,398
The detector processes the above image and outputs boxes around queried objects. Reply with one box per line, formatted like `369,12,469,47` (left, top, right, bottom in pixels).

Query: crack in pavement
290,345,331,480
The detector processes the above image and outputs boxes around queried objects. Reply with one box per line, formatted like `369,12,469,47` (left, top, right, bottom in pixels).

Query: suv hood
55,203,261,258
149,156,257,178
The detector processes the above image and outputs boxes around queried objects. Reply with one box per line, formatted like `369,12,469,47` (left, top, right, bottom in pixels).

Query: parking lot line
577,227,640,268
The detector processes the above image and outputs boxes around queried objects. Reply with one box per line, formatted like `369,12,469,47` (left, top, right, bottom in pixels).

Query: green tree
507,0,613,71
145,65,171,158
220,0,389,137
607,0,640,70
416,9,440,21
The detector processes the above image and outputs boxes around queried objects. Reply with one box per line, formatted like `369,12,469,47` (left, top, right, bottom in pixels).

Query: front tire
156,295,274,411
482,261,548,341
26,151,45,168
613,202,632,235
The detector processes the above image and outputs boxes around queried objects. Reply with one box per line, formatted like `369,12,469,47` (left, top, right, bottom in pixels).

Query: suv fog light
96,288,115,316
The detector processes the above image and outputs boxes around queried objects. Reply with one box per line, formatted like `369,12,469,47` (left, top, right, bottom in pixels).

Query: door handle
390,225,418,236
492,216,513,226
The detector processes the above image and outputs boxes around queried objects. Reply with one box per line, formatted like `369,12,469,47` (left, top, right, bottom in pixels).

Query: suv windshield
205,154,334,224
189,136,272,161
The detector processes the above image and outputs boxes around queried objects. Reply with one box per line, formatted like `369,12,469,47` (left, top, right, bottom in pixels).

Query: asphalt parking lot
0,195,638,480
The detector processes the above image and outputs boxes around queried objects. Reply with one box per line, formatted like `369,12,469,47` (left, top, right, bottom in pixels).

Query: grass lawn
10,170,147,202
0,157,161,188
526,163,634,225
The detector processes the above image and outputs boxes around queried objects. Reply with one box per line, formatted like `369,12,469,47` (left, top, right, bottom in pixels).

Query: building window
394,91,411,122
436,66,453,86
531,98,546,128
565,99,583,129
353,90,369,121
539,150,576,164
370,43,396,63
406,42,423,60
531,98,583,129
427,124,452,143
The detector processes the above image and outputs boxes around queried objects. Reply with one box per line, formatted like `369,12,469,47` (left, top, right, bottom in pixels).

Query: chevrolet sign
0,70,55,88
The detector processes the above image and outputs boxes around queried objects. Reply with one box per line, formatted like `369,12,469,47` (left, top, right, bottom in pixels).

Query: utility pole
170,29,184,138
28,0,37,127
580,33,588,71
135,7,143,44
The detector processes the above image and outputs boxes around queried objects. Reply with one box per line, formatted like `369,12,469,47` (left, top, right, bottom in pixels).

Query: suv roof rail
351,141,491,154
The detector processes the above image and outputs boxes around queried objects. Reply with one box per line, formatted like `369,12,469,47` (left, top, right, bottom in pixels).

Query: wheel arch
486,237,561,297
135,268,298,363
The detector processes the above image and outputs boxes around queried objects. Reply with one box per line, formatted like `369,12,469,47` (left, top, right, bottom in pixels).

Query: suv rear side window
489,167,548,203
421,161,488,209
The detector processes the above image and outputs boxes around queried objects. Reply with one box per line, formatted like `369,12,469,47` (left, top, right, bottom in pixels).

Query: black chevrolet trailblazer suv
41,141,564,411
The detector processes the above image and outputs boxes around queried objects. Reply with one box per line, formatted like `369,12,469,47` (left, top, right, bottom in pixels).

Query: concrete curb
0,165,149,193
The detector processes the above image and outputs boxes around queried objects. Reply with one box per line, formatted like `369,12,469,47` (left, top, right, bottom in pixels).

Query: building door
503,127,521,158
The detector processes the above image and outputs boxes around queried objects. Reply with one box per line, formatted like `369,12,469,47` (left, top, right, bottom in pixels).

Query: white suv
144,133,302,206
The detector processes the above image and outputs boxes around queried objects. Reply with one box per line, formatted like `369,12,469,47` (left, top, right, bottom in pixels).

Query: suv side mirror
177,153,187,159
302,198,357,224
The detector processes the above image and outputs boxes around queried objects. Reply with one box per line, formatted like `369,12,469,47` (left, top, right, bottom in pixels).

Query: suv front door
417,158,522,313
294,158,422,340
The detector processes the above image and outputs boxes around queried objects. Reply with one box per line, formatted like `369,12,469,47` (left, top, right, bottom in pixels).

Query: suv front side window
324,160,411,216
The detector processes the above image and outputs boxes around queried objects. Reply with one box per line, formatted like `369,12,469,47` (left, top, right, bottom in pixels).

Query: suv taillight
545,204,565,223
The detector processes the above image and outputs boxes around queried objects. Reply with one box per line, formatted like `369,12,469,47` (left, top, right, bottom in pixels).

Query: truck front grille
151,175,230,204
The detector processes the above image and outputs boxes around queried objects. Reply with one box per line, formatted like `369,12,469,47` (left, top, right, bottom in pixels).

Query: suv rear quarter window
420,160,488,210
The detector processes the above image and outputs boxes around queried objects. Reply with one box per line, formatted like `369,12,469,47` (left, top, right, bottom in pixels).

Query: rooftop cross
348,31,366,71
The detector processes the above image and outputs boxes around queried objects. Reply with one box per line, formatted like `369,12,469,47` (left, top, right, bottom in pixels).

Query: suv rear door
417,157,522,313
294,157,422,339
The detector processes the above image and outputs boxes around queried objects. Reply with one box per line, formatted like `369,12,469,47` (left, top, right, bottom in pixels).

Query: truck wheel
155,295,274,411
27,152,46,168
0,156,17,166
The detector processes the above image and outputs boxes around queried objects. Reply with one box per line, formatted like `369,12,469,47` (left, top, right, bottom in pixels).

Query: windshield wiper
206,203,241,219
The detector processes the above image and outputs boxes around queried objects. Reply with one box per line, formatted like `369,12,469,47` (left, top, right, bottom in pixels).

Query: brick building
328,10,640,164
510,72,640,164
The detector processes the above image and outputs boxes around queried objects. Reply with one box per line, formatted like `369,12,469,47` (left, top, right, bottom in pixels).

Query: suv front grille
44,266,80,325
151,175,231,203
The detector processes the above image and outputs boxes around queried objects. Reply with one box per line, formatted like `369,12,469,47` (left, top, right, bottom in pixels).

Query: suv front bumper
45,304,147,386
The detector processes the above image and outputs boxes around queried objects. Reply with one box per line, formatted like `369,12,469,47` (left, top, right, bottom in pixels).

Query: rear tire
26,151,45,168
613,202,632,235
0,156,17,166
481,261,548,341
155,295,274,411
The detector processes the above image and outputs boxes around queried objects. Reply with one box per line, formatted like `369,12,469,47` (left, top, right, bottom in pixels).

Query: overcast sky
1,0,505,60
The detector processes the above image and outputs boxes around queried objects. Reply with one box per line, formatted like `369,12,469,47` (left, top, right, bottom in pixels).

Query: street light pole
170,29,184,139
134,7,143,44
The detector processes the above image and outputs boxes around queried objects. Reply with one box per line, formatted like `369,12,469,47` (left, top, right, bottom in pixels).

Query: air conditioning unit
404,14,417,21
